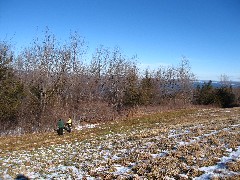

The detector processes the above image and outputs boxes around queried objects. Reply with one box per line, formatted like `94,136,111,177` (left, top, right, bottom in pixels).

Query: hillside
194,80,240,88
0,108,240,179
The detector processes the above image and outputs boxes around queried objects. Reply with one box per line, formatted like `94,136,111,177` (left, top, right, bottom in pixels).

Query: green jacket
58,119,64,128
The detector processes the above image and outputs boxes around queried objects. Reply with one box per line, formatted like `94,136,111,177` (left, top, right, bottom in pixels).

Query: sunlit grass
1,107,240,153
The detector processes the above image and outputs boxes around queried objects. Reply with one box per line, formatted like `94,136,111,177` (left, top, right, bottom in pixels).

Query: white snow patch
113,164,131,175
75,123,99,131
194,146,240,180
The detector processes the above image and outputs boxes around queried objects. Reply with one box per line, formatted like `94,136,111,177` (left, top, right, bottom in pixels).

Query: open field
0,107,240,179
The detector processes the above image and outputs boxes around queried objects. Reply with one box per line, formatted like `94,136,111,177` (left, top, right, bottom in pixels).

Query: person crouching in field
57,119,64,135
65,117,72,133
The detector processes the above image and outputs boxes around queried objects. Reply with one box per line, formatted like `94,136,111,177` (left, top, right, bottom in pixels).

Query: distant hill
194,80,240,88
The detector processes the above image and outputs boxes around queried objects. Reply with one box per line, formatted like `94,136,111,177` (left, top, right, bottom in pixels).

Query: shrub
215,86,235,108
194,81,215,105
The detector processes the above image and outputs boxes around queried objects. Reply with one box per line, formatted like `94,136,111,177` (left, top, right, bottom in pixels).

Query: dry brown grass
0,107,240,179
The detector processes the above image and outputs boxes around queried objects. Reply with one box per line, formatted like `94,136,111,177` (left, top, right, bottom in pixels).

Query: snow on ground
0,108,240,179
74,123,100,131
194,146,240,180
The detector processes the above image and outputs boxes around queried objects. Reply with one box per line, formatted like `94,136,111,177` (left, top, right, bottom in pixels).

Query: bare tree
2,28,199,134
176,57,196,105
219,74,231,87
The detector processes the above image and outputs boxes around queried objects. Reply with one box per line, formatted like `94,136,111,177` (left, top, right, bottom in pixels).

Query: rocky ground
0,108,240,179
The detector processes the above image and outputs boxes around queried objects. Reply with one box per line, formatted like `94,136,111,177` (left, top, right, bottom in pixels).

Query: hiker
66,116,72,127
57,119,64,135
65,116,72,133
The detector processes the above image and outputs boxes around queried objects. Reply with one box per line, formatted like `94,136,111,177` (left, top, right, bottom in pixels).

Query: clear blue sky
1,0,240,81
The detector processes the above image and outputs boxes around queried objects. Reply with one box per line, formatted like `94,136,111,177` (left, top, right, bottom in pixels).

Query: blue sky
1,0,240,81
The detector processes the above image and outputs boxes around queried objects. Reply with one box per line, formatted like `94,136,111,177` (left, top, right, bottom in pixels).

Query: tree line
1,30,239,135
193,80,239,108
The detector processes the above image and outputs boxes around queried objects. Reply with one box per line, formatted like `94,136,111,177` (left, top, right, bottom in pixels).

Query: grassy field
0,107,240,179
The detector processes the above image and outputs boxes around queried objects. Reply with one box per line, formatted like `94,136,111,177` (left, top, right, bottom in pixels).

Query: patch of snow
230,124,240,127
179,174,189,179
75,123,99,131
113,164,131,175
168,129,190,138
112,155,121,160
151,150,169,158
194,146,240,180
